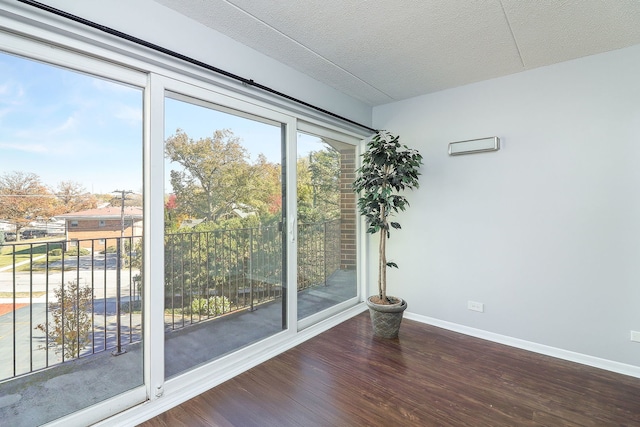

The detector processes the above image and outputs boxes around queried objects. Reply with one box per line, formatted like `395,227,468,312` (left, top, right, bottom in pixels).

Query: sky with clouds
0,51,327,197
0,51,143,194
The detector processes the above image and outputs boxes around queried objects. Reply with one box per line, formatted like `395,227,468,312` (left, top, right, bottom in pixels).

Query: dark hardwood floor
139,313,640,426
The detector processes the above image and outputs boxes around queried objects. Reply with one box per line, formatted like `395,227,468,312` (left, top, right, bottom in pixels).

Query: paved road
47,252,122,270
0,297,142,381
0,255,46,273
0,259,142,381
0,263,140,303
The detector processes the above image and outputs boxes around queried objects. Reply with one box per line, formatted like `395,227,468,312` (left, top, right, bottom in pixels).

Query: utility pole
114,190,133,240
112,189,132,356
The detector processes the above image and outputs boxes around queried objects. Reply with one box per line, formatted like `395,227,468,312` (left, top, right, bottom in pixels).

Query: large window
163,92,287,378
0,51,145,425
0,17,364,426
297,131,358,325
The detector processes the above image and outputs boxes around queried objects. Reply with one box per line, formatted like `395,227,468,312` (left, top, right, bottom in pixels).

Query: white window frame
296,121,365,331
0,26,148,427
0,4,369,425
152,74,301,401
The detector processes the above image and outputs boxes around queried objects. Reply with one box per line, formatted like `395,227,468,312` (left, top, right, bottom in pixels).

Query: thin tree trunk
379,204,386,301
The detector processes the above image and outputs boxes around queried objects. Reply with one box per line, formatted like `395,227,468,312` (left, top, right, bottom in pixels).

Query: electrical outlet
468,301,484,313
631,331,640,343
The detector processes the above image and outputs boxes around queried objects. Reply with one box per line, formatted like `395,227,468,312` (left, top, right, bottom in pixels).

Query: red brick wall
66,219,140,249
340,149,357,270
68,228,136,249
68,218,123,232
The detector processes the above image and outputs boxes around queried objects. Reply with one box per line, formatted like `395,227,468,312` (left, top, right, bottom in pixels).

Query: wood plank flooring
139,313,640,426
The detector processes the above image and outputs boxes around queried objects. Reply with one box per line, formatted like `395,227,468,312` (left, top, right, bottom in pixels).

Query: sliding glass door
163,92,287,378
296,128,359,326
0,50,145,425
0,29,363,425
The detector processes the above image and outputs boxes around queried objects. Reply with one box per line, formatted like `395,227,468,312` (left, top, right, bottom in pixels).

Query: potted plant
353,130,422,338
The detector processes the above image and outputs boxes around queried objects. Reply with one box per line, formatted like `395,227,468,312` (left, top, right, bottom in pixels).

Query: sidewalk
0,255,46,273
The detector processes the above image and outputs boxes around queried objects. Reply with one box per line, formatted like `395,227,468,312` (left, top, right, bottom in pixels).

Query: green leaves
352,130,422,299
165,129,284,222
352,130,422,240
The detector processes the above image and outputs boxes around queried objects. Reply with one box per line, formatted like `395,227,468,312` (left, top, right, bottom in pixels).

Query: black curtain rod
17,0,377,133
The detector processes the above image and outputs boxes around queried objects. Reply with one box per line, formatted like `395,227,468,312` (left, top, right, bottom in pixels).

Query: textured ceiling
152,0,640,106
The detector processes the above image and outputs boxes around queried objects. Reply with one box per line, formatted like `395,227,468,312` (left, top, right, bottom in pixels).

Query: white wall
373,44,640,368
35,0,372,127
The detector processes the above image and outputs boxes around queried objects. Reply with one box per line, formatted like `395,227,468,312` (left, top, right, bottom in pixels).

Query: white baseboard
404,312,640,379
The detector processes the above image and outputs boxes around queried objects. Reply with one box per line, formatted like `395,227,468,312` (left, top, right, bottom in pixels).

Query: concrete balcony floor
0,270,357,427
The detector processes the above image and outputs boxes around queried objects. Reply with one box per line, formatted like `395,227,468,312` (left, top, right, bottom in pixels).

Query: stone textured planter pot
366,296,407,338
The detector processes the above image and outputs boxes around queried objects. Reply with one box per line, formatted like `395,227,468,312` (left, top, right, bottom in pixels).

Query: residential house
57,206,143,249
0,1,638,426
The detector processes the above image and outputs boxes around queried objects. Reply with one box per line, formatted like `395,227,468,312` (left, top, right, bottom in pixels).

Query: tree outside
36,280,94,359
165,129,343,228
163,129,346,316
0,172,99,237
165,128,277,222
297,146,340,223
0,172,59,232
55,181,97,212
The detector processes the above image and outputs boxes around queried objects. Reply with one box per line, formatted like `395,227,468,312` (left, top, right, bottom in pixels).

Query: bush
65,247,90,256
36,280,93,358
99,246,118,254
187,296,231,317
121,299,142,313
49,248,62,256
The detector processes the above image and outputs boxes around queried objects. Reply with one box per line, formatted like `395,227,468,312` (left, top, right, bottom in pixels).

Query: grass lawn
0,242,63,269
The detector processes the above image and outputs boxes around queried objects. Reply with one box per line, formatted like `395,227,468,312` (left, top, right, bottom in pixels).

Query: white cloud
0,141,48,153
12,113,78,140
0,81,25,103
52,115,77,133
115,105,143,126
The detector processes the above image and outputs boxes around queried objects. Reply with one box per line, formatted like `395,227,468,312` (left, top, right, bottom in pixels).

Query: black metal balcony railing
164,219,341,330
0,219,341,381
0,236,142,381
164,224,283,330
298,220,341,290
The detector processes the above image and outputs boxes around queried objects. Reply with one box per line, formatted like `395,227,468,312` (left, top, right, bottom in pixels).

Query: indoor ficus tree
352,130,422,304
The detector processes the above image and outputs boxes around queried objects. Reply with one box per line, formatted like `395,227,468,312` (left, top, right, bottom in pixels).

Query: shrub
49,248,62,256
65,247,90,257
120,299,142,313
188,296,231,317
36,280,93,359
